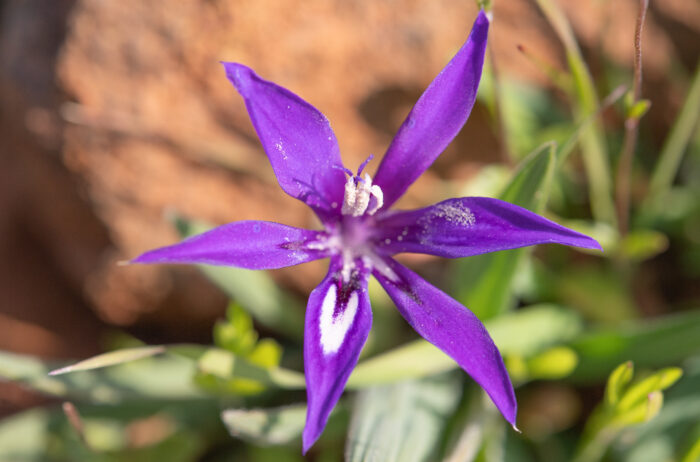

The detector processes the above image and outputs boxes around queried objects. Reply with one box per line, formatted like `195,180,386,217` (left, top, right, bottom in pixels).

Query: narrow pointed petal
132,220,328,269
374,257,517,427
223,63,346,222
374,196,602,258
303,258,372,453
373,11,489,208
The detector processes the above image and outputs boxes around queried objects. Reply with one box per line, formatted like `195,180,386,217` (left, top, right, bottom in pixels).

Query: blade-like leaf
345,374,462,462
0,350,204,403
348,304,581,387
571,310,700,381
617,367,683,412
0,409,48,461
49,345,165,376
605,361,634,407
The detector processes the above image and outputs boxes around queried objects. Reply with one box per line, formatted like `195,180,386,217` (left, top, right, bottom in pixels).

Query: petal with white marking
303,257,372,453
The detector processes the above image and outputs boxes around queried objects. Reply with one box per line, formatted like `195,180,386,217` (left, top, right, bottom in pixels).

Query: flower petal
374,257,517,427
372,11,489,208
132,220,328,269
222,63,346,222
303,257,372,453
374,196,602,258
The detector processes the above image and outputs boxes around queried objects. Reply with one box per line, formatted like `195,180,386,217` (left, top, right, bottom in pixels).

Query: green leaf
347,341,455,388
645,391,664,422
440,387,505,462
525,346,579,380
615,229,669,262
605,361,634,407
617,367,683,413
195,348,304,395
348,304,581,387
485,303,583,356
174,216,304,339
570,310,700,381
247,339,283,369
48,346,166,376
213,303,283,373
0,408,48,461
681,434,700,462
455,143,556,319
612,358,700,462
575,363,682,462
627,99,651,120
221,404,307,446
346,374,462,462
547,265,637,323
215,303,259,355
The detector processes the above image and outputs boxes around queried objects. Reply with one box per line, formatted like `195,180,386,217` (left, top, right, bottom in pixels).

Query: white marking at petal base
319,285,359,355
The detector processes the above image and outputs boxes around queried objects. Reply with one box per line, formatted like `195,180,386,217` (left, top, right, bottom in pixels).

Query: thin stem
62,402,92,450
488,41,514,165
616,0,649,236
516,43,571,94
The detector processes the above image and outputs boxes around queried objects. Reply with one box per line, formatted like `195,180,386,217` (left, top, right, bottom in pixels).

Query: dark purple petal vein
303,257,372,453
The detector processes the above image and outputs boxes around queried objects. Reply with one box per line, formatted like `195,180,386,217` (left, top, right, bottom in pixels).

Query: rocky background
1,0,698,416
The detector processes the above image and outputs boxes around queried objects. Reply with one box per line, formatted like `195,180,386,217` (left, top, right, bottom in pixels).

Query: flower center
308,156,398,283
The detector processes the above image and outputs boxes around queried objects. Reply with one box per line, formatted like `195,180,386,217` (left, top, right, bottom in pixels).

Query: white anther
341,176,357,216
341,173,384,217
366,184,384,215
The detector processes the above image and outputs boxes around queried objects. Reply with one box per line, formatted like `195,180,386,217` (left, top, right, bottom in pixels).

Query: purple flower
133,11,600,452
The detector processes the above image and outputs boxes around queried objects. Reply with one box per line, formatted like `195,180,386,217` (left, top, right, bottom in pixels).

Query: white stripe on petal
319,285,359,355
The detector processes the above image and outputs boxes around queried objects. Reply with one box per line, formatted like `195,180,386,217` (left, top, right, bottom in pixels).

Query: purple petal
374,197,602,258
373,257,517,427
303,257,372,453
372,11,489,208
222,63,346,223
132,220,328,269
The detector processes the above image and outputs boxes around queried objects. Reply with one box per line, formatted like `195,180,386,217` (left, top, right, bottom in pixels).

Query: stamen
340,158,384,217
366,184,384,215
342,176,358,216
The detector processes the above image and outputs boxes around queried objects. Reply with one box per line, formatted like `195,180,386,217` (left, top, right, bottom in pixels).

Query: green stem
615,0,649,236
648,64,700,199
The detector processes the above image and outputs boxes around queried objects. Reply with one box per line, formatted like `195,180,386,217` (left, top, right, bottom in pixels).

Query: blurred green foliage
1,1,699,460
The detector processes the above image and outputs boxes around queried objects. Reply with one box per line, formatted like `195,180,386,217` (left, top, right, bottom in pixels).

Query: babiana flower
133,11,600,452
